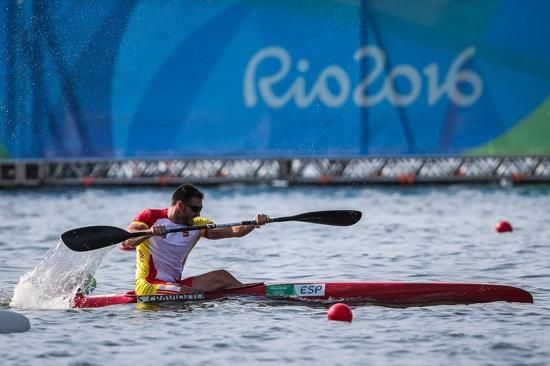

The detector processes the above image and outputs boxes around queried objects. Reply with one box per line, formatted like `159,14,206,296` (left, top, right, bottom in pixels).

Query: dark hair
171,183,204,205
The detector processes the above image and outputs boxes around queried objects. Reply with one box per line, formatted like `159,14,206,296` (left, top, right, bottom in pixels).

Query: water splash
0,290,12,307
10,240,111,309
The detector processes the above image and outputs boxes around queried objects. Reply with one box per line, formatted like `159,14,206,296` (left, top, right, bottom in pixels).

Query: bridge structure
2,156,549,188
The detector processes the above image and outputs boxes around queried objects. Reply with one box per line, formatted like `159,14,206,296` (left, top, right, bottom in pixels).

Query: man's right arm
121,222,152,249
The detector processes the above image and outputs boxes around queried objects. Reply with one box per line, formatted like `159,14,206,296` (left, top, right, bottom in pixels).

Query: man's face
175,198,203,225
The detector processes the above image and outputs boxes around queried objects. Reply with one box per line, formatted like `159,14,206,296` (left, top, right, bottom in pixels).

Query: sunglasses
187,204,203,213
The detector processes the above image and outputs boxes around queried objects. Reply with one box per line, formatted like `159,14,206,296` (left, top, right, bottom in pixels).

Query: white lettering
244,46,293,108
385,64,422,106
353,46,386,107
424,46,483,107
244,46,349,109
136,293,205,303
244,45,483,109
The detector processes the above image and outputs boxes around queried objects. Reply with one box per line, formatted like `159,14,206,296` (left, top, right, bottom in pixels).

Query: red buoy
495,220,513,233
327,303,353,322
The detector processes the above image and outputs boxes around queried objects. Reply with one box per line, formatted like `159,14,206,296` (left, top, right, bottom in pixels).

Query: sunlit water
1,185,549,365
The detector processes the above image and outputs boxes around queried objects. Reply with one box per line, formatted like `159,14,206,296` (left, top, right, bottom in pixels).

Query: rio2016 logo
244,45,483,109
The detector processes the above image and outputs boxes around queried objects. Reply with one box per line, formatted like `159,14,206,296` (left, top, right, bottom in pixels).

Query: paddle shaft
130,220,258,238
128,214,319,238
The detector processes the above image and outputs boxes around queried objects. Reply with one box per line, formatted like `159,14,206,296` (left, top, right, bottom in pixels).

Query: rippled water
1,185,549,365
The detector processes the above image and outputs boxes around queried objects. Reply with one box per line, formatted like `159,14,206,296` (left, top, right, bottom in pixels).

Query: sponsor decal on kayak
136,293,205,303
295,284,325,296
266,284,326,297
266,284,295,296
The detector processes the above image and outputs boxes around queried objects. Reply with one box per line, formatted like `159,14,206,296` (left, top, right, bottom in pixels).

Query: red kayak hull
72,282,533,308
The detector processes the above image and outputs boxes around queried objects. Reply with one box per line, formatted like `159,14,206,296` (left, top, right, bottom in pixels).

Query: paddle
61,210,362,252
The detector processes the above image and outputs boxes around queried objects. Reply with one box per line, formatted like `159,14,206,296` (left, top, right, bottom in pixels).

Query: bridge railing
2,156,550,188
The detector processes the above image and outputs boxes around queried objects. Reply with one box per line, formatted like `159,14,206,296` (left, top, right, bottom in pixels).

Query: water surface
1,186,549,365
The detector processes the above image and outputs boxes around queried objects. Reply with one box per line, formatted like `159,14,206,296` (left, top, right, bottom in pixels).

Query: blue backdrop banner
1,0,549,159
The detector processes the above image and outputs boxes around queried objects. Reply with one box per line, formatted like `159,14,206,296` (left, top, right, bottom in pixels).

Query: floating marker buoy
0,310,31,333
327,303,353,322
496,220,513,233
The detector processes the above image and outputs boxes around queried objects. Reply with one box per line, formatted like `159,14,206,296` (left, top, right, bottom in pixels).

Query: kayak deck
73,281,533,308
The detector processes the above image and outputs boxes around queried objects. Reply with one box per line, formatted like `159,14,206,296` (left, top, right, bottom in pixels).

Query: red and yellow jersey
132,208,210,285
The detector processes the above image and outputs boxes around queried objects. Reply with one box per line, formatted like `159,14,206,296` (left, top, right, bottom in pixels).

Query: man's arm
206,214,270,240
121,222,165,248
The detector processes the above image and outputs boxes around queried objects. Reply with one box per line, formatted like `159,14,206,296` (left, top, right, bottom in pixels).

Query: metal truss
1,157,550,187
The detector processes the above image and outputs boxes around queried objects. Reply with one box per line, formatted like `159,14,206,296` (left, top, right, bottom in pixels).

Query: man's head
170,184,204,225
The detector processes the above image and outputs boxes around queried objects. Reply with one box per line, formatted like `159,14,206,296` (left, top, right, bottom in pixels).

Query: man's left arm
206,214,270,239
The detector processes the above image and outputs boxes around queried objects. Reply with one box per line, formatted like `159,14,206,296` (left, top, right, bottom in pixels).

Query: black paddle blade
61,226,132,252
274,210,362,226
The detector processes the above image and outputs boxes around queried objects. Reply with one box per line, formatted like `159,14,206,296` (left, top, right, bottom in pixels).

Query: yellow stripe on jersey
135,239,153,282
193,216,210,237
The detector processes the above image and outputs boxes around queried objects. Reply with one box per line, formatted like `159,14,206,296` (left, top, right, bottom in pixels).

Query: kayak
73,281,533,308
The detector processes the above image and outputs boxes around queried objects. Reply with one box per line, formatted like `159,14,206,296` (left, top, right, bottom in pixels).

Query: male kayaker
121,183,270,295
